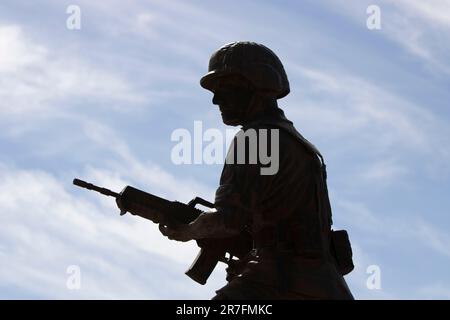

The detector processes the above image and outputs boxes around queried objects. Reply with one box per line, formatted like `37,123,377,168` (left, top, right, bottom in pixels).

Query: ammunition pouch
330,230,354,275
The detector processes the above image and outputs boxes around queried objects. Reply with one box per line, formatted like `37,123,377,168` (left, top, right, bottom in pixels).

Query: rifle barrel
73,178,120,198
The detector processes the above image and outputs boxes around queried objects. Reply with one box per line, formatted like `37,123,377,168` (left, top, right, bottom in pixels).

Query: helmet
200,41,290,99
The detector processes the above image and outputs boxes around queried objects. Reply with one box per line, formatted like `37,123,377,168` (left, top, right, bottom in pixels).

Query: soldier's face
212,75,254,126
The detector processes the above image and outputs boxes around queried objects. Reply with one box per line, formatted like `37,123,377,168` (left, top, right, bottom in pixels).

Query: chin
221,116,241,126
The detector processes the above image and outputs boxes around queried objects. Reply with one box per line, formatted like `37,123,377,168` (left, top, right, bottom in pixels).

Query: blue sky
1,0,449,299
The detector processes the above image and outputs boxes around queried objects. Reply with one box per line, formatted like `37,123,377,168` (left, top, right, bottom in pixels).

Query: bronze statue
159,41,355,299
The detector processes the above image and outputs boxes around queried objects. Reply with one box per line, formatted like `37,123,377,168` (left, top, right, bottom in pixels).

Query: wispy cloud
2,0,450,299
358,159,409,185
80,119,215,201
322,0,450,74
388,0,450,28
286,64,450,181
344,242,395,299
0,163,225,299
334,198,450,260
0,24,144,117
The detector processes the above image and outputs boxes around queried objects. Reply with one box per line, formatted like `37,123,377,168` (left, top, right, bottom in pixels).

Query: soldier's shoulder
241,123,316,159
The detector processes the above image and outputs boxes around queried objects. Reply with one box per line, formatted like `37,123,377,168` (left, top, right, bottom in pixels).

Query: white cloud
334,198,450,260
358,159,409,185
0,104,223,298
388,0,450,28
0,24,144,116
286,64,450,180
2,0,449,300
344,242,394,299
0,164,226,299
322,0,450,74
415,220,450,259
379,7,450,74
0,25,47,73
333,198,450,299
80,119,215,202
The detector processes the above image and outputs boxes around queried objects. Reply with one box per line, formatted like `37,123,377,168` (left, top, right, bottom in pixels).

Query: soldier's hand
159,223,193,242
225,258,249,282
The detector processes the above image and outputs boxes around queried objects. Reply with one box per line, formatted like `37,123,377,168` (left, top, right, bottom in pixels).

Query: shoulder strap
244,116,327,177
243,115,332,227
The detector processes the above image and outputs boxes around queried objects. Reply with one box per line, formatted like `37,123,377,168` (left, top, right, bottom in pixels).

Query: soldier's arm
197,209,243,237
159,209,243,242
159,126,274,242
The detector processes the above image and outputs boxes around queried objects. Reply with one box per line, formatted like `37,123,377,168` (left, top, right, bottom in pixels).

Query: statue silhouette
159,41,354,299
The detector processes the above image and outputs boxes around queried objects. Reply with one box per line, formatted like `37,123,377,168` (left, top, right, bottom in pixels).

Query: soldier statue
159,41,354,299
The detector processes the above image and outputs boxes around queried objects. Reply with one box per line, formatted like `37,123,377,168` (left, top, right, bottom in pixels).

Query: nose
212,91,223,105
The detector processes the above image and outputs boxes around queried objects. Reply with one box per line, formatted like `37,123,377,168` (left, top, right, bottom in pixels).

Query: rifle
73,178,251,285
